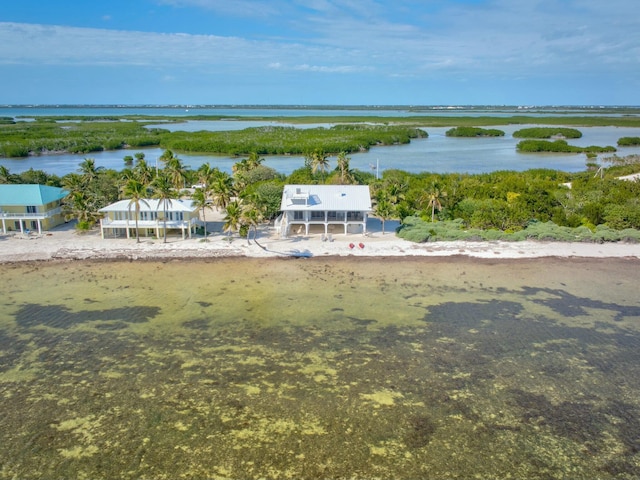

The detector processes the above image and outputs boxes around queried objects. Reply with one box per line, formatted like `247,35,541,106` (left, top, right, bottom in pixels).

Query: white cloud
293,63,371,73
155,0,283,18
1,0,638,85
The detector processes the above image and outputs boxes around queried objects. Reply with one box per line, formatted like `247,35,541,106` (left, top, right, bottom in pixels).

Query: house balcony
0,207,63,219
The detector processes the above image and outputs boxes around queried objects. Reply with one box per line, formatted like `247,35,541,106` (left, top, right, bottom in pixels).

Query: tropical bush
513,127,582,139
516,139,616,154
0,121,165,157
397,218,640,243
618,137,640,146
160,125,428,155
445,127,505,137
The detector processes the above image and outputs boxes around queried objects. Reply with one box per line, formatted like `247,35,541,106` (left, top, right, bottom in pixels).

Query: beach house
98,198,199,239
276,184,372,237
0,184,68,234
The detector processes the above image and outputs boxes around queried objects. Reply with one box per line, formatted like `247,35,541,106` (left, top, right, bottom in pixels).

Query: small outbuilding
276,184,372,237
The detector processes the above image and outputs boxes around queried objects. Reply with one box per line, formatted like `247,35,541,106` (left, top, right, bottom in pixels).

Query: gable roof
99,198,197,213
281,184,371,212
0,184,68,206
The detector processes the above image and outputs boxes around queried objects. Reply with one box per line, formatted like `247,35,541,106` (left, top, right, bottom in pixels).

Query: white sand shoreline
1,218,639,263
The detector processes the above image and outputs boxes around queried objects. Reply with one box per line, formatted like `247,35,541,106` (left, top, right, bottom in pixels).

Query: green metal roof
0,184,68,206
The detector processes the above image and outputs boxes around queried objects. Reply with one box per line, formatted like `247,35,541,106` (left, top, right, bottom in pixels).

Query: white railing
0,207,62,219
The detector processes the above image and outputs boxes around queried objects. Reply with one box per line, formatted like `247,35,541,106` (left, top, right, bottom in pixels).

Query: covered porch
99,217,198,239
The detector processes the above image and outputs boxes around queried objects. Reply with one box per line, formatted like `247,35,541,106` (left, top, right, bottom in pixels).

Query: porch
99,217,198,239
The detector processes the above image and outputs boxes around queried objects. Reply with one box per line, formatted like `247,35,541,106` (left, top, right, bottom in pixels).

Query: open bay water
2,123,640,177
1,257,640,478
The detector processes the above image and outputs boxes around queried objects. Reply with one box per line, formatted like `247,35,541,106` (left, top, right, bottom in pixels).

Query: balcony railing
0,207,62,219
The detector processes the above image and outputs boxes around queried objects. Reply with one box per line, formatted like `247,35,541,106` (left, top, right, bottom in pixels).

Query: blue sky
1,0,638,106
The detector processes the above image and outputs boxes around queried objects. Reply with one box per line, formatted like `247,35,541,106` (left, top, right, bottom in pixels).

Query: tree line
1,151,639,243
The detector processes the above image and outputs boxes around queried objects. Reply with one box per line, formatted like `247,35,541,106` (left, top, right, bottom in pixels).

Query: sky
0,0,638,106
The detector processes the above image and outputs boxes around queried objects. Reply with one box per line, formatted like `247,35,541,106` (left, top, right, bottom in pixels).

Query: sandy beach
1,209,639,263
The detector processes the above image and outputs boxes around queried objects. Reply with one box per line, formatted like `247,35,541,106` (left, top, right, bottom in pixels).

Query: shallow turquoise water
1,257,639,479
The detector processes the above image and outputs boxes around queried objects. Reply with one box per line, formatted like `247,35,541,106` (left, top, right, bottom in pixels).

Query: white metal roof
99,198,197,213
280,185,371,212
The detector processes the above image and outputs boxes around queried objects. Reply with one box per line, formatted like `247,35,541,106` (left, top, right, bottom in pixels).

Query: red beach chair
359,242,365,249
349,243,355,249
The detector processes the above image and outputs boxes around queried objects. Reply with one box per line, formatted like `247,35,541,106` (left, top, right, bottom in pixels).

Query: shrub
445,127,505,137
75,220,93,231
617,137,640,147
513,127,582,139
396,216,640,244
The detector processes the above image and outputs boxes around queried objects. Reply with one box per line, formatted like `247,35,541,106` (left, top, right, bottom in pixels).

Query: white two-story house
277,184,372,237
98,198,199,240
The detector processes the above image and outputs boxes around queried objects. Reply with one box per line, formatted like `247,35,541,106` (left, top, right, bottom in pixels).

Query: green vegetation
513,127,582,139
516,139,616,154
445,126,505,137
367,156,640,238
2,151,640,239
3,113,640,159
160,125,427,156
397,218,640,243
618,136,640,146
0,121,426,157
0,120,164,157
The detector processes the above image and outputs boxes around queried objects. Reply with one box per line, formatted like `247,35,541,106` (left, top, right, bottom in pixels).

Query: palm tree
373,196,395,234
64,190,104,227
241,199,264,245
122,178,149,243
311,150,330,182
158,149,177,166
384,180,407,205
79,158,103,185
191,187,213,239
151,173,176,243
196,162,218,189
211,172,235,212
246,151,265,170
133,159,154,186
421,184,447,222
62,172,85,193
223,200,243,238
164,155,187,191
232,158,251,174
336,151,356,185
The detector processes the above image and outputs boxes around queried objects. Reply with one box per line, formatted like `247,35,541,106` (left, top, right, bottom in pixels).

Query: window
294,211,304,221
26,205,37,213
